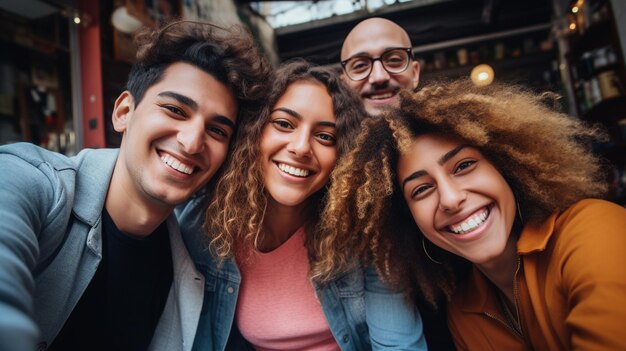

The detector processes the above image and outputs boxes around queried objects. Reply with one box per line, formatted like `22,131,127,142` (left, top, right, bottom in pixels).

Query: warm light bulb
569,23,576,30
470,64,494,86
572,6,579,13
73,16,81,24
111,6,143,33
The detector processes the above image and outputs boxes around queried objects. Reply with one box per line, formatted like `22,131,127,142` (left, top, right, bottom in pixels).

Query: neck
105,164,171,238
258,198,310,252
476,234,519,303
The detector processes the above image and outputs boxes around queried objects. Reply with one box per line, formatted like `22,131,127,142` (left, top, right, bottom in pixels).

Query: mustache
362,84,400,97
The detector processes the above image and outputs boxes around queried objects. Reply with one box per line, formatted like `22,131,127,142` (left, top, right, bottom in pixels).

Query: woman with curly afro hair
321,79,626,350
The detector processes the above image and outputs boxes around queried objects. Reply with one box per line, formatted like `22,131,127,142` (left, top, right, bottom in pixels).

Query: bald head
341,18,412,60
340,17,420,116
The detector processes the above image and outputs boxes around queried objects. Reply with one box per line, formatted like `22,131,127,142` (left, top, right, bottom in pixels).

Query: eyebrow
401,144,470,190
271,107,336,128
439,144,469,165
158,91,198,111
213,115,236,130
344,47,408,60
159,91,236,130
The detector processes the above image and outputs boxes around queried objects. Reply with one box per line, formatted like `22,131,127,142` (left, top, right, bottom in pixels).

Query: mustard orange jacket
448,199,626,350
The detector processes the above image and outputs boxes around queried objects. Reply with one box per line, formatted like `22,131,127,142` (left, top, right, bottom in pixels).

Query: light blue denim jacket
176,189,428,351
0,143,207,351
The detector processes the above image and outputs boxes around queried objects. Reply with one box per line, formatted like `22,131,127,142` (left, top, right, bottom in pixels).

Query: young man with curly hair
0,21,269,351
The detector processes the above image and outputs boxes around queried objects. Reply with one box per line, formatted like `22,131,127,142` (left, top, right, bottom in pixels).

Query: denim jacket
176,190,428,351
0,143,206,351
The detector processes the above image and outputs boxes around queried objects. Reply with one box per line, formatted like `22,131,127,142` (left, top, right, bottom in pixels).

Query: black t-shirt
50,210,173,351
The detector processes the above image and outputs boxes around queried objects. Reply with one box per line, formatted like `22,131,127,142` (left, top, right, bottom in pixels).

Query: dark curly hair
127,20,270,129
321,79,609,307
204,59,367,275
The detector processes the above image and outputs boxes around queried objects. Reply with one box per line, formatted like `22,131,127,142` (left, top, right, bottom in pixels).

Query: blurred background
0,0,624,205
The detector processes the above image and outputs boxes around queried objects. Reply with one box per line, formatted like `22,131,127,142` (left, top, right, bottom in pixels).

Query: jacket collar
457,211,558,313
517,212,558,254
72,148,119,226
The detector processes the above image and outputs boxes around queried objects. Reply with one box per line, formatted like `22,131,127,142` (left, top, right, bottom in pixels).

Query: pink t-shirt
235,227,340,351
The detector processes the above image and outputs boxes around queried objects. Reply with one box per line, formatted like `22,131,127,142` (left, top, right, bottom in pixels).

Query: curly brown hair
128,20,270,129
204,59,367,271
320,79,609,306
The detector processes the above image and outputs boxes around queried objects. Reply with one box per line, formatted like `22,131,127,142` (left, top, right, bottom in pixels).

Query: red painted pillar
78,0,105,148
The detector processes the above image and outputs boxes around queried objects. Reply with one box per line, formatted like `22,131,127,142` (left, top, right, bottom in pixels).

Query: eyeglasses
341,48,413,81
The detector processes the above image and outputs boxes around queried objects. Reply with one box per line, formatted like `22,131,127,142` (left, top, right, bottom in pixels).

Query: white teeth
370,92,394,100
277,163,310,177
449,208,489,234
160,153,193,175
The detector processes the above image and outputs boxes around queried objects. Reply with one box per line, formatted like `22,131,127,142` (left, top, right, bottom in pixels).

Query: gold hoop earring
422,237,443,265
516,198,524,224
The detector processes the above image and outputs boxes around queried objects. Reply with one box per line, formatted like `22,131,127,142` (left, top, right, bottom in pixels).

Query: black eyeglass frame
341,47,414,81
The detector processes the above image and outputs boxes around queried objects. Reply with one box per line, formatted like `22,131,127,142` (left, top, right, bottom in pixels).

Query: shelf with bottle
569,44,625,115
417,29,560,89
418,30,555,72
566,0,626,205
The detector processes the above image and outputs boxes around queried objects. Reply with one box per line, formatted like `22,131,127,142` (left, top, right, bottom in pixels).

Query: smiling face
397,134,516,267
341,18,420,116
112,62,238,209
259,80,338,209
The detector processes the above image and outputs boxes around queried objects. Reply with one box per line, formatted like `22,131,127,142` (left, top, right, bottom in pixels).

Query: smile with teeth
448,207,490,234
369,92,395,100
277,162,310,177
160,153,194,175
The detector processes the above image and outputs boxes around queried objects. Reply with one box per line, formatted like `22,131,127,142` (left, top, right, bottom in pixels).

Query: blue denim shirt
177,190,428,351
0,143,206,351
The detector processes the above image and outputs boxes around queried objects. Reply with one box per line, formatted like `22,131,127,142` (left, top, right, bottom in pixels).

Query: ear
112,91,135,133
411,60,421,90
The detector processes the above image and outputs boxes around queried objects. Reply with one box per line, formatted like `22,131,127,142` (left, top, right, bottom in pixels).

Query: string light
470,64,494,86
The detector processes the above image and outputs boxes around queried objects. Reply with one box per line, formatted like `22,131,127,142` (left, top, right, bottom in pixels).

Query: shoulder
559,198,625,219
0,143,117,175
549,199,626,279
554,199,626,238
0,144,77,201
0,142,74,171
0,145,118,215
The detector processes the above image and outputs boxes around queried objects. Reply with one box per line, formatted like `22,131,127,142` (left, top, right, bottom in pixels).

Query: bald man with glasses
338,17,457,351
340,17,420,117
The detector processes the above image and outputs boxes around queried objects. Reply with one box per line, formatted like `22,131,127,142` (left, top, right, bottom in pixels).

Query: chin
365,106,385,117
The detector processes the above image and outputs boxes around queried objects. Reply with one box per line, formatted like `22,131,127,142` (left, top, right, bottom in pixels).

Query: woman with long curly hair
177,60,426,351
323,80,626,350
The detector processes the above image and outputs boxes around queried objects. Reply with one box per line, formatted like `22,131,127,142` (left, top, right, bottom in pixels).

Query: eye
349,58,371,72
383,55,404,63
454,160,476,174
316,132,336,146
206,126,230,141
410,184,433,199
382,51,408,69
271,119,293,130
161,104,187,118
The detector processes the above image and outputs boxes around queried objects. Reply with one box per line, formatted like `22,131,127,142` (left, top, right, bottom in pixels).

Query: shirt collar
456,211,558,313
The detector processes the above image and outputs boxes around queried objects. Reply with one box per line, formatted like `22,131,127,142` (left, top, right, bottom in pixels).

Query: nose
177,117,206,154
368,60,391,85
437,178,466,212
286,129,312,157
